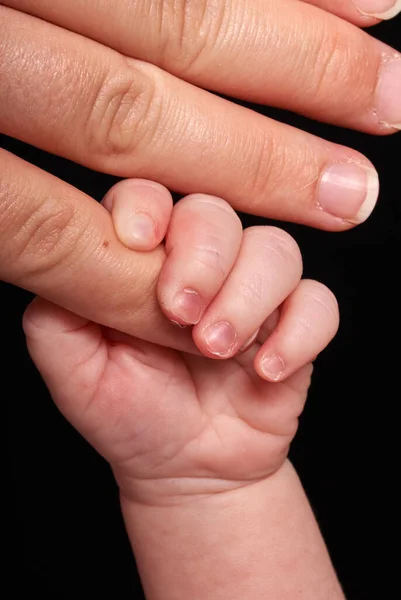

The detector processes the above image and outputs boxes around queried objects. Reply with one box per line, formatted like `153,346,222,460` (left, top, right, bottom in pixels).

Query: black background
5,15,400,600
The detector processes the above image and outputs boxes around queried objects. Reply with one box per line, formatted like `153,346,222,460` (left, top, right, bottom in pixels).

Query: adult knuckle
7,196,88,280
0,167,22,257
0,157,15,209
159,0,228,74
309,23,375,110
86,60,159,159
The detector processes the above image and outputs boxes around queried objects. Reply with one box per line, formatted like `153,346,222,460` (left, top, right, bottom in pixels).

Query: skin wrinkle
5,0,382,584
1,0,393,135
214,0,246,64
0,157,91,285
119,469,268,502
252,232,303,271
139,65,196,162
112,387,177,466
0,1,388,245
12,200,78,266
85,61,157,160
170,0,219,74
233,245,300,306
119,428,198,476
271,143,322,213
238,130,317,214
188,243,229,279
302,18,378,117
3,194,99,286
180,361,296,460
0,159,32,244
310,27,346,105
291,317,321,344
238,272,271,306
175,195,243,222
283,145,321,207
242,132,276,201
227,382,300,439
303,289,339,324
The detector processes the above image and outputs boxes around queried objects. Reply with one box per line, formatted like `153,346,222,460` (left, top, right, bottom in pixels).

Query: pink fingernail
203,322,237,357
352,0,401,20
261,355,285,381
171,289,202,325
128,213,155,243
317,163,379,224
375,57,401,130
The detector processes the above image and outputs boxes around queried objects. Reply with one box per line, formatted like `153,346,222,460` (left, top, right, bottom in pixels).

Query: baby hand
24,180,339,504
102,179,339,364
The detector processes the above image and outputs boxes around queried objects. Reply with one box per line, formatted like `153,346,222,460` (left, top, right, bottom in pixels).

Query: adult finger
4,0,401,131
0,8,381,231
303,0,400,25
0,149,195,353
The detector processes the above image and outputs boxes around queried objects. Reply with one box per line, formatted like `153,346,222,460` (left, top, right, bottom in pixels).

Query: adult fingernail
352,0,401,19
117,213,155,248
203,322,237,357
317,163,379,224
261,355,285,381
171,289,203,325
375,58,401,130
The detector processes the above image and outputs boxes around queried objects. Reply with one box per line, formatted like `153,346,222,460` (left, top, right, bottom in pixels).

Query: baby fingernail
375,57,401,130
117,213,155,248
203,322,237,357
352,0,401,19
261,355,285,381
317,163,379,224
171,289,202,325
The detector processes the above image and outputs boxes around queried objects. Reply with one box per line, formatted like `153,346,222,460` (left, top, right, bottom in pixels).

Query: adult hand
0,1,399,351
2,2,401,230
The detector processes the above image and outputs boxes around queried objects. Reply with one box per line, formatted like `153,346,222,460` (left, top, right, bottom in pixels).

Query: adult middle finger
5,0,401,132
0,7,380,230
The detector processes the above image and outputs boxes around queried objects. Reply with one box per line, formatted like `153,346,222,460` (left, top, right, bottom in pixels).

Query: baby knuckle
260,227,303,275
193,242,228,278
304,280,340,329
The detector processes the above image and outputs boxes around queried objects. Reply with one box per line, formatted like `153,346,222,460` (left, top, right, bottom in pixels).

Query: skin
5,3,398,593
0,0,400,358
102,180,339,366
23,190,342,598
23,189,340,495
